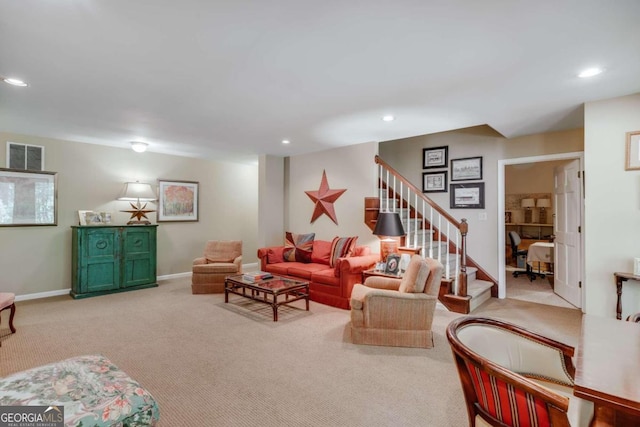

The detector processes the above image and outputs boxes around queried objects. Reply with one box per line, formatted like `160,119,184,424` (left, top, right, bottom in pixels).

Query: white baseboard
157,272,192,281
15,289,71,302
15,263,261,301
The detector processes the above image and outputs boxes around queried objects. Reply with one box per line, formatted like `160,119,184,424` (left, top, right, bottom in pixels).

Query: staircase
365,156,497,314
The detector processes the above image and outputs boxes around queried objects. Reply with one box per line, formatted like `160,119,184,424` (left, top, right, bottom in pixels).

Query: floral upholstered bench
0,354,160,426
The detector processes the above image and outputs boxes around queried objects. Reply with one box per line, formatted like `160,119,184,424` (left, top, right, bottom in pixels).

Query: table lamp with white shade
117,181,156,225
536,198,551,224
521,198,535,223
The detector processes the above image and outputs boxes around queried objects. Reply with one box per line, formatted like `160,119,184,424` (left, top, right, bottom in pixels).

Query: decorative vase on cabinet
71,225,158,299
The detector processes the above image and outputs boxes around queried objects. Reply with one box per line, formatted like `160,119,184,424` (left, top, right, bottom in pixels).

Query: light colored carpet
0,277,582,426
506,267,576,309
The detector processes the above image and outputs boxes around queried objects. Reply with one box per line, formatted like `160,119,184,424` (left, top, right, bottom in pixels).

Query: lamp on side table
373,211,405,262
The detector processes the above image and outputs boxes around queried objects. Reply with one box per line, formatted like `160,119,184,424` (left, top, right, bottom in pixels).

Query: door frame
497,152,585,310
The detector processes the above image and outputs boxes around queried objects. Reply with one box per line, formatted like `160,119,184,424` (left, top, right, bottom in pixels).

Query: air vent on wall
6,142,44,171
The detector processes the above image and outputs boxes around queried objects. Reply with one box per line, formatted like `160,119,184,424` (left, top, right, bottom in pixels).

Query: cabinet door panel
81,228,120,292
122,228,156,287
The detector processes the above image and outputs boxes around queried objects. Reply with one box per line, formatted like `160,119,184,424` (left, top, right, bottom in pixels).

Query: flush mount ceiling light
130,141,149,153
2,77,28,87
578,67,604,78
382,115,395,122
282,139,291,144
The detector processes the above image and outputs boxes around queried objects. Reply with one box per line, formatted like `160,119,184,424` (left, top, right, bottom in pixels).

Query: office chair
508,231,534,280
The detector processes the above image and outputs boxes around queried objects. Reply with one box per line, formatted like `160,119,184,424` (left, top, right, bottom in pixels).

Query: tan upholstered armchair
447,316,594,427
192,240,242,294
350,255,443,348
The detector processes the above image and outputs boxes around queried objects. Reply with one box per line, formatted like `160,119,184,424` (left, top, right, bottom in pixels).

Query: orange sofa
257,239,379,309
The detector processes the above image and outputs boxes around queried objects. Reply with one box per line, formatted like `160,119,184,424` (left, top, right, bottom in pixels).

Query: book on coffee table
242,271,273,282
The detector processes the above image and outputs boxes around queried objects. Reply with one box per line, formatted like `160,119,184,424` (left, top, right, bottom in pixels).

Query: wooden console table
613,272,640,320
574,315,640,426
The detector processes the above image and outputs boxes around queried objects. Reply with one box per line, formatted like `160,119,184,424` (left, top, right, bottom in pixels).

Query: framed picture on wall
422,146,448,169
451,156,483,181
0,168,57,226
450,182,485,209
625,130,640,170
422,171,447,193
157,179,199,222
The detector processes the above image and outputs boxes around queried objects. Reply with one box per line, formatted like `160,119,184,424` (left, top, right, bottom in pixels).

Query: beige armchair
349,255,443,348
192,240,242,294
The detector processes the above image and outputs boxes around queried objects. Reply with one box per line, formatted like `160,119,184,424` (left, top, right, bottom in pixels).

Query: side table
362,269,402,282
613,272,640,320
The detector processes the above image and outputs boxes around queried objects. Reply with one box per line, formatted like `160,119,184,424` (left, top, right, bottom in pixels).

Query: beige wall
379,126,584,280
0,132,258,298
585,92,640,318
286,141,379,249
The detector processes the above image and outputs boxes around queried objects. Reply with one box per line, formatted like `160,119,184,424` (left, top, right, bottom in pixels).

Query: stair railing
375,155,468,297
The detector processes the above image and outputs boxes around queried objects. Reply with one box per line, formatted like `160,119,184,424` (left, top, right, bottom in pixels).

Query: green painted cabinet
71,225,158,298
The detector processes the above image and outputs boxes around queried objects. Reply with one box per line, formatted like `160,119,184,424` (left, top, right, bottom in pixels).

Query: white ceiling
1,1,639,163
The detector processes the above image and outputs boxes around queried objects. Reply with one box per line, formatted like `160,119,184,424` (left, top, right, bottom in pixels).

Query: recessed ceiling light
130,141,148,153
3,77,28,87
578,67,604,78
282,139,290,144
382,115,395,122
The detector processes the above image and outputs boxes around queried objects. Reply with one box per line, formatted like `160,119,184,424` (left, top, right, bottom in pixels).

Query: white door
553,160,582,307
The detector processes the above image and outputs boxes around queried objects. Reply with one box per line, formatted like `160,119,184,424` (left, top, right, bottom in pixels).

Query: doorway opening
497,152,584,309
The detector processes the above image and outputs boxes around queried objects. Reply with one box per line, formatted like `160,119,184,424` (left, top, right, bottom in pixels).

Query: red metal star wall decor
305,170,346,225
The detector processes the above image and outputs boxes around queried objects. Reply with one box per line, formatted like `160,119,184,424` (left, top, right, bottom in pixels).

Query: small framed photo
422,146,448,169
450,183,485,209
157,179,199,222
385,254,401,276
85,211,104,225
451,156,483,181
100,212,112,224
78,210,91,225
625,131,640,170
422,171,447,193
634,258,640,276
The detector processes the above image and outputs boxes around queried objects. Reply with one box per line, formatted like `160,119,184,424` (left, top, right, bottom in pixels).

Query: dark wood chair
0,292,16,346
446,316,594,426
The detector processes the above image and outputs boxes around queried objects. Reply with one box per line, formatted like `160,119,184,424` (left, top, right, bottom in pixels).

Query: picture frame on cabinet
451,156,483,181
157,179,199,222
85,211,104,225
625,131,640,170
450,182,485,209
422,146,448,169
0,168,57,226
78,210,91,225
422,171,447,193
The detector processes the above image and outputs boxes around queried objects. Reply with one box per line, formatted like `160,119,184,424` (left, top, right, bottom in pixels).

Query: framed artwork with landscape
451,156,483,181
625,130,640,170
157,179,199,222
0,168,57,226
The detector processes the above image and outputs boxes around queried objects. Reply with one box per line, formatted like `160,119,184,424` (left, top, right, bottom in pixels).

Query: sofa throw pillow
329,236,358,268
398,255,430,293
283,232,315,263
311,240,332,265
267,247,285,264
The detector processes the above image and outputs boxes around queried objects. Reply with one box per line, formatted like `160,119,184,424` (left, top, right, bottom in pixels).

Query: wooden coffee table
224,275,309,321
